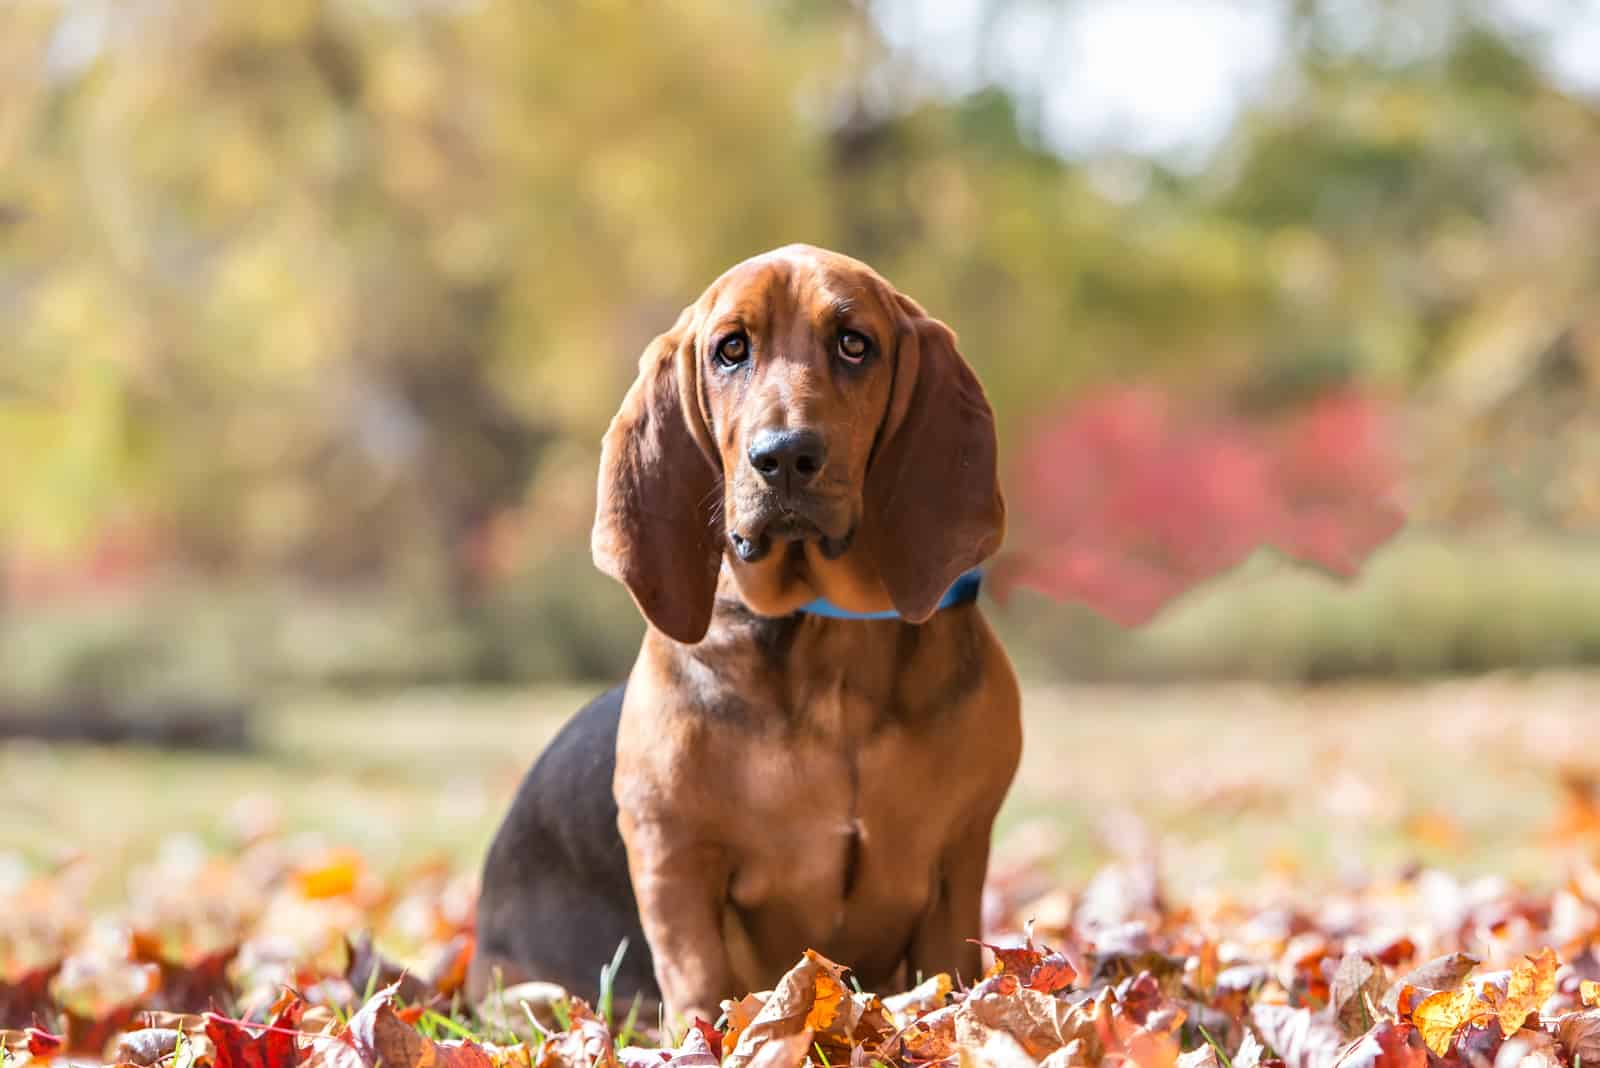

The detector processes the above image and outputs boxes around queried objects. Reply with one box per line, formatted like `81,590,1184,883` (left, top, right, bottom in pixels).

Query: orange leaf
1497,947,1558,1036
802,970,845,1032
1581,979,1600,1009
296,849,364,899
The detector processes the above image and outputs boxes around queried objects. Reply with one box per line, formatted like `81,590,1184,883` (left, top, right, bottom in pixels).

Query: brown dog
471,245,1021,1023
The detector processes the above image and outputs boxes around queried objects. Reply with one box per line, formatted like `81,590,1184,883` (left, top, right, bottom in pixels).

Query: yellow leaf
1413,987,1493,1057
294,848,363,899
1582,980,1600,1009
1498,947,1559,1036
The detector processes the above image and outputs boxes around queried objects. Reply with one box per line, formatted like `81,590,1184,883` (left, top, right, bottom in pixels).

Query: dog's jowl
471,245,1021,1024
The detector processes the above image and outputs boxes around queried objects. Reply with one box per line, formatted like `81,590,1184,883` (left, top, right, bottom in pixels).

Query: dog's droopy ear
592,307,723,644
863,298,1005,622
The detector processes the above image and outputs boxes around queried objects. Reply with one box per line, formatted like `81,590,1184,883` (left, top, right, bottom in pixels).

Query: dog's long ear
863,296,1004,622
592,306,723,644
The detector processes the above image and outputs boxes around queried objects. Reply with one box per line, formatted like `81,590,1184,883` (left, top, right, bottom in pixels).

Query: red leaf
691,1016,724,1060
205,995,304,1068
26,1026,64,1058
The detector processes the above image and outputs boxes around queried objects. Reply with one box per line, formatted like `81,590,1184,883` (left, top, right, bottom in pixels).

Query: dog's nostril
748,428,827,486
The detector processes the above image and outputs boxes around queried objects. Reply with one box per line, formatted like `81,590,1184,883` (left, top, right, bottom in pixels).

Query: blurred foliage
3,0,1600,685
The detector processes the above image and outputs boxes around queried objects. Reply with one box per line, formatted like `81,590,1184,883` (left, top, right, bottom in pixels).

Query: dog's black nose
748,428,826,489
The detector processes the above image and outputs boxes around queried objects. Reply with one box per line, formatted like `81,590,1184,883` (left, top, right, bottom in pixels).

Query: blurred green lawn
5,675,1597,905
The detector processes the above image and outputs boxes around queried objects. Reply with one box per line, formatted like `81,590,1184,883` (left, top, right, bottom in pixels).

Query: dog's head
593,244,1003,643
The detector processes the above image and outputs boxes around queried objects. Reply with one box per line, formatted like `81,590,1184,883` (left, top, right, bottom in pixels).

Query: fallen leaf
1250,1003,1349,1068
897,1002,958,1062
1381,953,1479,1015
297,850,365,900
205,996,304,1068
340,983,495,1068
724,952,848,1068
1329,955,1388,1039
130,932,239,1013
1409,986,1493,1058
115,1027,183,1066
1177,1044,1221,1068
741,1029,813,1068
0,961,63,1030
28,1025,65,1058
1555,1009,1600,1065
883,973,952,1024
1327,1022,1425,1068
1495,947,1558,1037
957,973,1089,1060
961,1028,1039,1068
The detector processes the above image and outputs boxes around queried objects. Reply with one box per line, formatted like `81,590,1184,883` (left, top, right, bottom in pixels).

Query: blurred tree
2,0,1598,625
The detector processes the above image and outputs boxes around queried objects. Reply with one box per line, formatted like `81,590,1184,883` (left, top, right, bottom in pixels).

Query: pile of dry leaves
8,830,1600,1068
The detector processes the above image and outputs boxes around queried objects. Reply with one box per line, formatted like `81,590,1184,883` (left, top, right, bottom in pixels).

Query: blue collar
796,569,983,621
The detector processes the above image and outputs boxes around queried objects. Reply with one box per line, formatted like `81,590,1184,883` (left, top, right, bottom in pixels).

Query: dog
470,245,1021,1024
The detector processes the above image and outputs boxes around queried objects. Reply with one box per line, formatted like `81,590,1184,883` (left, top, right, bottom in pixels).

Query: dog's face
700,251,900,568
593,244,1003,644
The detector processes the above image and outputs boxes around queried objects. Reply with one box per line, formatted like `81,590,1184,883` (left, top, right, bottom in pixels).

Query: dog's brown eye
716,334,749,367
838,331,870,364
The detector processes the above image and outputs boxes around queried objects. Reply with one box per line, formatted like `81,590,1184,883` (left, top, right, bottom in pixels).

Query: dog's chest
718,678,988,976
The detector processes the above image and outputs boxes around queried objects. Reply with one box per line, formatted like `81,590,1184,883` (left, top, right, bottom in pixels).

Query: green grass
11,531,1600,699
3,674,1597,905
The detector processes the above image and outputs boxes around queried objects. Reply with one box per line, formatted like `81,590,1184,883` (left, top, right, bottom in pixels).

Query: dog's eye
838,331,871,364
715,334,749,367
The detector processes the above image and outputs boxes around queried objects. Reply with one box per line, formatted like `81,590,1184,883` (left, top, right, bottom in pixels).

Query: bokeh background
5,0,1600,901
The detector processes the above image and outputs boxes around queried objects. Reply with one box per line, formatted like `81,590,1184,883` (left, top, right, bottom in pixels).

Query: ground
5,674,1597,903
7,675,1600,1066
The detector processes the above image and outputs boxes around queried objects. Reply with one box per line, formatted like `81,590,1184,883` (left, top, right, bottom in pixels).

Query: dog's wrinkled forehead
701,245,895,337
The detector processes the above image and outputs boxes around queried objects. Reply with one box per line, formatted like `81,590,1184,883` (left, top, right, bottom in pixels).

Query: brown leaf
897,1002,958,1062
960,1028,1041,1068
1556,1009,1600,1065
342,983,495,1068
130,932,240,1014
956,974,1090,1061
724,952,849,1068
115,1027,183,1066
1329,955,1388,1039
742,1030,813,1068
1250,1004,1349,1068
1381,954,1478,1015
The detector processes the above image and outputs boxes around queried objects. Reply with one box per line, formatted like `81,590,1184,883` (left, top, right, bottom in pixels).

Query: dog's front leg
619,813,733,1025
905,816,994,988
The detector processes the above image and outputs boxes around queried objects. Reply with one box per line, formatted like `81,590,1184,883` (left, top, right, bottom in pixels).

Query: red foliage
994,385,1406,625
205,997,304,1068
